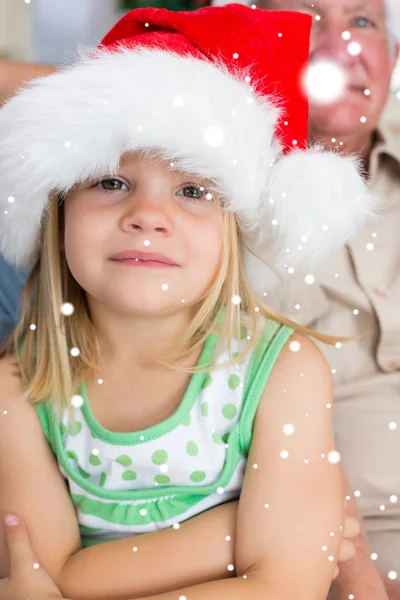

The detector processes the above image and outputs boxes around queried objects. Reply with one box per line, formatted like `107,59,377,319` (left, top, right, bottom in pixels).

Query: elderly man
260,0,400,598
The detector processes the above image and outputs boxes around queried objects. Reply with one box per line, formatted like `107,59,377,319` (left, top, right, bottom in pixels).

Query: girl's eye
176,185,206,201
95,178,129,192
353,16,375,28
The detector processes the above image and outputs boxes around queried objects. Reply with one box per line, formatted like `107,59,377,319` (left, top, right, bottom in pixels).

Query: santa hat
0,4,376,295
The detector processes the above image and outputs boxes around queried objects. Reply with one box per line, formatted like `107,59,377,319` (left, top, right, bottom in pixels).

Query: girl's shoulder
0,354,39,443
0,354,52,451
0,354,24,399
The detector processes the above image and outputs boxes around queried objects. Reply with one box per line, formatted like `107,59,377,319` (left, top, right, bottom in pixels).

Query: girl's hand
334,508,360,579
0,514,64,600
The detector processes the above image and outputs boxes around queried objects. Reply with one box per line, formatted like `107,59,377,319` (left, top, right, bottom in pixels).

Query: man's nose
310,22,360,68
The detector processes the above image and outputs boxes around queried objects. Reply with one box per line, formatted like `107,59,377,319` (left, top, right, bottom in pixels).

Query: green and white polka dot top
35,317,294,548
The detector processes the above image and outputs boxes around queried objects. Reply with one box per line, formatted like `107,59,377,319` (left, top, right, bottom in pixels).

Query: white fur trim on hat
0,46,279,270
0,45,377,298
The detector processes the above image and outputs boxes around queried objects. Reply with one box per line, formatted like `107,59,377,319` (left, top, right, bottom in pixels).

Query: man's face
267,0,399,138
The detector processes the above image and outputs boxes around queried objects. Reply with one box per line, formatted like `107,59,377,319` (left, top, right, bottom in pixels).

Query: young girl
0,5,375,600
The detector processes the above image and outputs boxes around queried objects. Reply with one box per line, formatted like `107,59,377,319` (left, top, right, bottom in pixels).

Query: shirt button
373,288,388,298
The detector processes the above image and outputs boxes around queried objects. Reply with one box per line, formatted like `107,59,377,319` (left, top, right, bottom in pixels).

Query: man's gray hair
383,0,400,59
218,0,400,45
384,0,400,41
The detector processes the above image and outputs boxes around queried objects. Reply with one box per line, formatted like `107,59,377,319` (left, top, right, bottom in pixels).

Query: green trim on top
239,324,294,455
35,402,52,447
50,402,244,501
72,488,219,527
81,536,108,548
79,329,219,445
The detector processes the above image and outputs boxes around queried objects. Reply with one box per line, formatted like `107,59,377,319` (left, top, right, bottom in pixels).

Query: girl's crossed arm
0,332,343,600
0,355,238,600
125,333,344,600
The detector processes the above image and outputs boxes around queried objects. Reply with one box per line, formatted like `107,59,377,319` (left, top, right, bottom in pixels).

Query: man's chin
309,104,372,140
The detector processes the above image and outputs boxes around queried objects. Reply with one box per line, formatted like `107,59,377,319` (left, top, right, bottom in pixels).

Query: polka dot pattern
222,404,237,420
155,474,171,484
190,471,206,483
182,414,191,427
151,450,168,465
200,402,209,417
67,450,78,462
89,454,102,467
116,455,132,467
78,466,90,479
202,374,212,389
68,421,82,436
212,432,224,445
186,441,199,456
228,374,241,389
122,470,137,481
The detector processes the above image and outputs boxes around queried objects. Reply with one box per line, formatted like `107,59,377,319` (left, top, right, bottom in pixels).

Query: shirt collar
370,124,400,178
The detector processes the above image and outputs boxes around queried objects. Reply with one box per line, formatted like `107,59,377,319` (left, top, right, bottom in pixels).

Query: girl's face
63,153,223,318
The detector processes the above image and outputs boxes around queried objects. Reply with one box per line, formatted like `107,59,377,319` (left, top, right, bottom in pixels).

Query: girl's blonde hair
0,184,345,417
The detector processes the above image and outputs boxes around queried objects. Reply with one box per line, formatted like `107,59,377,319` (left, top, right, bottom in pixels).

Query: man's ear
392,41,400,68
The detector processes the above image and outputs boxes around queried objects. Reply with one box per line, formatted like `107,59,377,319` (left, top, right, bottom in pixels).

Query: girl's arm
0,356,81,582
118,333,344,600
0,355,238,599
60,500,237,600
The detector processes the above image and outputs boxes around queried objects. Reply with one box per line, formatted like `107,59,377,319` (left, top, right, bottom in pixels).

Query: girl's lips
111,258,177,268
110,249,178,265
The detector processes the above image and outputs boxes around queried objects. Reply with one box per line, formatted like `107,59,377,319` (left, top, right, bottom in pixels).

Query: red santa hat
0,4,376,295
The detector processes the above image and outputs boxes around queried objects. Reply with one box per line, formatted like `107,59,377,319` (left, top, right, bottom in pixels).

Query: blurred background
1,0,400,129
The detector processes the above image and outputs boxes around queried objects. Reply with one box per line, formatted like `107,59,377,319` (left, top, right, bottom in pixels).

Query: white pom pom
242,146,379,296
263,147,379,269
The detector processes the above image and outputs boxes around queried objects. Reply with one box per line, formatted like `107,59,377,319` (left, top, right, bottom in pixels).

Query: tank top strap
239,320,295,455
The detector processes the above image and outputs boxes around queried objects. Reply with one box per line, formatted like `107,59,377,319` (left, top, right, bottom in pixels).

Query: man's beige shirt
267,126,400,570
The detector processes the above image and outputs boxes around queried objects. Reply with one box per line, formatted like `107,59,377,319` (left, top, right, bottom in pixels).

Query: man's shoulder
375,124,400,166
266,268,332,328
